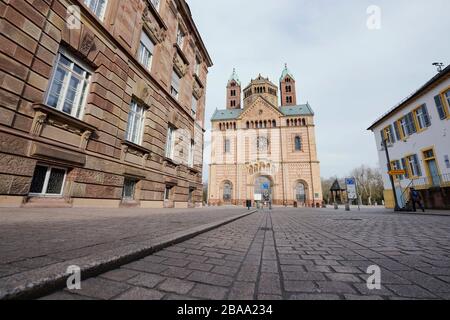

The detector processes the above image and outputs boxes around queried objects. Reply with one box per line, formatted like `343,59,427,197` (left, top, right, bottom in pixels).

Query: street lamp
381,138,401,211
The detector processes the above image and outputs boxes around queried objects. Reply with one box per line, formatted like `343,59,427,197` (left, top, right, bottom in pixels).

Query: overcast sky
188,0,450,181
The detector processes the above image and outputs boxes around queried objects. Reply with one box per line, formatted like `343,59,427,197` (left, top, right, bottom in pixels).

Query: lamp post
382,138,401,211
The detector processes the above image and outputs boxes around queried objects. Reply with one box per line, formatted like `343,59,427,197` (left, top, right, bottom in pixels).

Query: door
427,159,440,186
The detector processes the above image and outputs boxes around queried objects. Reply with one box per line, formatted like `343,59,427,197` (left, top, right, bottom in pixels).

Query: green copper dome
280,63,295,82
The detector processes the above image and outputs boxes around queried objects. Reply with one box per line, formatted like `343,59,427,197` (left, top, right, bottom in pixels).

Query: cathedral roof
211,108,243,121
280,103,314,116
228,68,241,86
280,64,295,82
211,103,314,121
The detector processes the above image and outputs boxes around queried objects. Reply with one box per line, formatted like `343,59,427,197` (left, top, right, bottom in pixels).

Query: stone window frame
138,30,156,72
293,134,303,152
45,47,92,121
83,0,109,22
171,69,182,100
29,164,68,197
122,178,138,200
125,99,147,146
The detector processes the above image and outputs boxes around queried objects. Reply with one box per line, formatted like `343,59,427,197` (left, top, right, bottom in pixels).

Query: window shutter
434,95,446,120
401,158,409,178
380,130,385,144
422,104,431,127
413,154,422,176
393,122,401,141
406,113,416,135
389,125,395,143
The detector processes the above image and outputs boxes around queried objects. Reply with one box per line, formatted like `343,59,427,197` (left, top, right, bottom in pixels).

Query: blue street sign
345,178,355,185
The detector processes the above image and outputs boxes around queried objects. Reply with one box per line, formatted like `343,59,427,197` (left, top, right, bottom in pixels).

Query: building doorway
295,182,307,205
423,148,440,187
223,181,233,204
255,176,272,202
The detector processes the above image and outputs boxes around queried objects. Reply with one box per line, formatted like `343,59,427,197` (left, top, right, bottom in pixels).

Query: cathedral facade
208,66,323,207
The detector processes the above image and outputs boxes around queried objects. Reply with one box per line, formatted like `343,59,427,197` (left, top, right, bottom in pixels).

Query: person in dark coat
410,187,425,212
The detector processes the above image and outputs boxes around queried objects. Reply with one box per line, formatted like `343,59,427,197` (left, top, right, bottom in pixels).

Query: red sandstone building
0,0,212,208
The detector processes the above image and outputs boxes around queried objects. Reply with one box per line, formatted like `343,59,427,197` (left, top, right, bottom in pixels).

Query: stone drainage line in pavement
0,210,257,300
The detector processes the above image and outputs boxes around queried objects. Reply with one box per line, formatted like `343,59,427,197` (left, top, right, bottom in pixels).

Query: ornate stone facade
208,68,323,207
0,0,212,208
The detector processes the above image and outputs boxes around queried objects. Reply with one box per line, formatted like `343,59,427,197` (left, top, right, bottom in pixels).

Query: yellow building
208,66,323,207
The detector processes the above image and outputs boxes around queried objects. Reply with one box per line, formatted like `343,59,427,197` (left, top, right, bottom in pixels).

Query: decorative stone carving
30,111,48,136
173,52,188,77
47,118,83,135
142,7,167,44
79,32,96,57
80,130,92,150
193,80,204,99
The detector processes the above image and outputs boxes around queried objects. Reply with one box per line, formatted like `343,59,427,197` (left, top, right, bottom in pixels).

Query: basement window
29,165,67,197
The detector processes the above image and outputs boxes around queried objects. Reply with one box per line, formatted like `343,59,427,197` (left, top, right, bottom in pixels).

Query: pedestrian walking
410,187,425,212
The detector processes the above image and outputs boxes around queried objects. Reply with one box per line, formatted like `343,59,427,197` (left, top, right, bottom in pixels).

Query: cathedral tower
226,68,241,109
280,64,297,106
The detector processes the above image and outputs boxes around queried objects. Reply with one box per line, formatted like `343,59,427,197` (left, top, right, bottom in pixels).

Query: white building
368,66,450,210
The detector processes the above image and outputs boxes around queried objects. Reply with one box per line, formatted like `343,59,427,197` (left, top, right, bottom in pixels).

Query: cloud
188,0,450,181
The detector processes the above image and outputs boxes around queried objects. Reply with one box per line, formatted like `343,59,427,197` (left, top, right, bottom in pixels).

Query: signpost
345,178,360,211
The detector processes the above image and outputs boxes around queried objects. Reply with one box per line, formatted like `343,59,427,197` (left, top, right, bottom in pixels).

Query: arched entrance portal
295,182,307,205
222,181,233,204
255,176,272,202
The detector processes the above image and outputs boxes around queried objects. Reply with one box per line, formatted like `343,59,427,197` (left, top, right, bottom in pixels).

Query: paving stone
289,293,341,300
114,287,164,300
123,261,169,274
258,294,282,300
188,271,233,287
161,258,190,267
283,281,317,293
100,269,140,282
158,278,195,295
385,284,439,299
39,291,93,300
187,262,214,272
65,278,130,300
127,273,166,288
315,281,357,294
228,281,256,300
258,273,282,295
325,273,362,283
161,266,193,279
283,271,326,281
190,284,228,300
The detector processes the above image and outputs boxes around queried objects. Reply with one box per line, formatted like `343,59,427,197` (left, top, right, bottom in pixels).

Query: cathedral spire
228,68,241,86
227,68,241,109
280,63,297,106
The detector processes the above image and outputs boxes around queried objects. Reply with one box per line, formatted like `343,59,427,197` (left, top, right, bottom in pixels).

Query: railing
398,174,450,209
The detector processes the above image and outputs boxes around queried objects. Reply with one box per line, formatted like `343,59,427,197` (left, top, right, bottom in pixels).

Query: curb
0,210,257,300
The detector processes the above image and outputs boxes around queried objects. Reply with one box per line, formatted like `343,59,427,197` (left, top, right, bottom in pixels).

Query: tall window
382,125,395,144
194,57,201,76
171,70,181,100
224,138,231,153
165,125,175,159
29,165,67,196
286,96,293,104
150,0,160,10
286,85,292,93
295,136,302,151
188,140,194,167
138,31,155,71
84,0,108,21
125,100,145,145
122,178,137,200
176,26,185,48
414,104,431,130
191,96,198,117
391,160,404,180
164,185,173,200
231,90,236,97
406,154,422,177
434,95,447,120
46,50,91,119
230,100,236,107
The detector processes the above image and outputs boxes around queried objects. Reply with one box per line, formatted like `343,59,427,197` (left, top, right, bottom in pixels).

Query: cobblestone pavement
0,206,250,280
41,208,450,300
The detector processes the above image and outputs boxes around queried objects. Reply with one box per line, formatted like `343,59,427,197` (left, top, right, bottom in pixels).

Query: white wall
372,79,450,190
